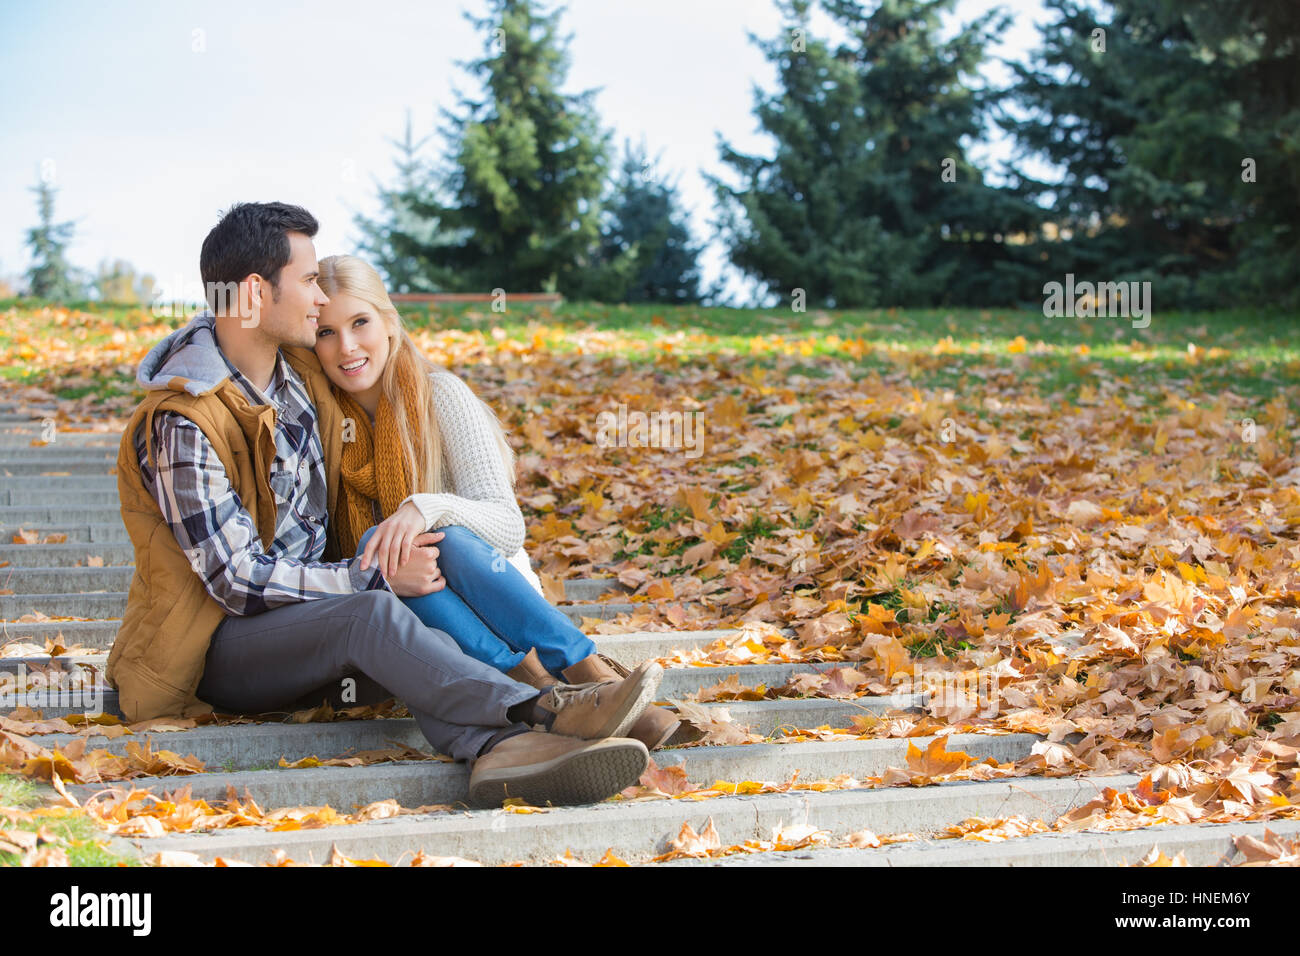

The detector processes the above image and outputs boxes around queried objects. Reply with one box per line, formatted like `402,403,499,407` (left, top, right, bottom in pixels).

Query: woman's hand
360,501,444,580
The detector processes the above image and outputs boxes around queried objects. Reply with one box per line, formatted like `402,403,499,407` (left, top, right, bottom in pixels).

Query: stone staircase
2,401,1291,866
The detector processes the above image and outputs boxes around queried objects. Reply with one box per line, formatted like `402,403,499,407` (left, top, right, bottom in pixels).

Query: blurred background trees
20,0,1296,309
24,180,84,301
357,0,1295,308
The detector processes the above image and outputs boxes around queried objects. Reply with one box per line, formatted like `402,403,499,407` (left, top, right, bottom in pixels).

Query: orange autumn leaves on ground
0,698,438,803
494,343,1298,825
557,335,1300,834
622,730,1300,826
5,303,1300,859
79,785,454,840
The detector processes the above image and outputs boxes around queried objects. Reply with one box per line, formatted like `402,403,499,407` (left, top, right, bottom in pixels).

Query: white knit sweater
394,371,544,597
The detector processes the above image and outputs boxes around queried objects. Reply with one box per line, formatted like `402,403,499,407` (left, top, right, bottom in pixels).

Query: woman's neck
334,383,380,420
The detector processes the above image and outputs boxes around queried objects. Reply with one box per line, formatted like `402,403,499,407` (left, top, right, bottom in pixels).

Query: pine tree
399,0,612,296
999,0,1213,289
352,112,445,293
25,179,83,301
708,0,1036,309
574,138,704,304
1001,0,1300,307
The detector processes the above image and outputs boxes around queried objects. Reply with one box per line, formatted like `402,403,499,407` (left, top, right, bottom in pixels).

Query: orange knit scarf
332,358,427,559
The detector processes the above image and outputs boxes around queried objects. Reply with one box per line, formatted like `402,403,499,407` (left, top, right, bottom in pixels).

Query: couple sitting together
105,200,680,808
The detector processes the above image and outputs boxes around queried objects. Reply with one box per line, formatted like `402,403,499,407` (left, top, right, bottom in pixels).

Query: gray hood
136,310,235,396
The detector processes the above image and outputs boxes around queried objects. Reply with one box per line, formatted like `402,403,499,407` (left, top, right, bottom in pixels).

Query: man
106,201,658,807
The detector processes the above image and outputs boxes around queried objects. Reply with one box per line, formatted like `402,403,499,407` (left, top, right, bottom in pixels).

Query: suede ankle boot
535,660,662,740
562,654,681,750
506,648,561,690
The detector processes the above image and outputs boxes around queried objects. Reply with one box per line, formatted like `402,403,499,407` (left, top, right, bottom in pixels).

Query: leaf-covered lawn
4,299,1300,864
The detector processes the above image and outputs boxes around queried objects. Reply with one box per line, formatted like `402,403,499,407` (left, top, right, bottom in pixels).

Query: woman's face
313,291,392,412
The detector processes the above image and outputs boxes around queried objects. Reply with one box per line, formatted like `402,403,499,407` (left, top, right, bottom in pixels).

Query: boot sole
555,663,664,740
468,738,649,809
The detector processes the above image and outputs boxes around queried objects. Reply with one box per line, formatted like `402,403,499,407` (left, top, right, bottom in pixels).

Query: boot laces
544,679,615,712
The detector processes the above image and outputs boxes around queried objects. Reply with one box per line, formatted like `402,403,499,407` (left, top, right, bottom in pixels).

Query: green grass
868,587,908,614
398,301,1295,346
6,299,1300,417
722,513,782,563
908,633,975,659
0,774,139,866
605,503,786,573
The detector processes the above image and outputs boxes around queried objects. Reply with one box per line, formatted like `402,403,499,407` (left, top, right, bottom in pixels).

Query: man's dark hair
199,201,319,311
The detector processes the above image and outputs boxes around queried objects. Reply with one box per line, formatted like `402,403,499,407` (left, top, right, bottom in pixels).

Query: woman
306,254,679,750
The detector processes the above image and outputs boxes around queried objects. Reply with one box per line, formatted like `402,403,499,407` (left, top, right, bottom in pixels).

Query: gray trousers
194,589,537,763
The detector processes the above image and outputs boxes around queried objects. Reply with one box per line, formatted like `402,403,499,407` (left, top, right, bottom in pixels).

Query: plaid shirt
136,348,389,616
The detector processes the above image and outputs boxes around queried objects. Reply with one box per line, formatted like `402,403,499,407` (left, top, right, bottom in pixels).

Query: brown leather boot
562,654,681,751
468,730,648,808
506,648,560,690
536,660,662,740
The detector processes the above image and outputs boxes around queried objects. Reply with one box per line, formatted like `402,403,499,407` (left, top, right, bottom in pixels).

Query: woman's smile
314,290,392,415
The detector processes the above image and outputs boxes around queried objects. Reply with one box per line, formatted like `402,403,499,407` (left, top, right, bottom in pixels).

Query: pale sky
0,0,1050,306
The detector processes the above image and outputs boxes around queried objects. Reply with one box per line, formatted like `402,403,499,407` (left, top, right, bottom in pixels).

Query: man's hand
360,501,436,579
377,531,447,598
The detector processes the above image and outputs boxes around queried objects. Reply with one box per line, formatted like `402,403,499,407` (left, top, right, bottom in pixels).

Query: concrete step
1,623,787,686
659,818,1300,868
0,464,118,477
0,568,627,598
103,752,1105,865
3,676,917,731
0,555,635,596
3,489,120,506
0,505,123,524
0,653,921,728
556,578,628,602
40,723,1024,789
0,566,134,592
0,543,136,566
62,728,971,813
0,654,109,673
0,655,858,699
0,592,126,620
0,436,121,449
0,523,128,544
0,446,117,460
43,719,430,770
0,623,751,658
0,476,118,490
0,620,120,648
0,590,643,623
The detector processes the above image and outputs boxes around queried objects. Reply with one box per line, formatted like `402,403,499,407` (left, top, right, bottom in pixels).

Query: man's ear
237,275,264,326
246,274,265,307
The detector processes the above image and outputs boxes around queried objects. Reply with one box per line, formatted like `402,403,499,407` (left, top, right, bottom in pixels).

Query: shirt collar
221,349,289,410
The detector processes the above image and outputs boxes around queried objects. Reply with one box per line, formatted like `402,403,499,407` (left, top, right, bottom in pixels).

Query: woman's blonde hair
316,254,516,494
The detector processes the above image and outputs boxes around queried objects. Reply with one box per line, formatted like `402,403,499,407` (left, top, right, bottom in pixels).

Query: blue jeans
356,524,597,676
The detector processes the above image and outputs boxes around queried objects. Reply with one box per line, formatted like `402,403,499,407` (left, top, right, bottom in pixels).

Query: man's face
248,231,328,348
